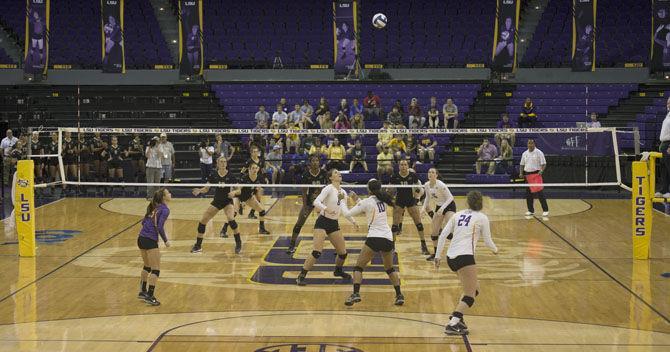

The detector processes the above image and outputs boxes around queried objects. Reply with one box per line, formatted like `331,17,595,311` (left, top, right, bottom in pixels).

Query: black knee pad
415,223,424,232
386,267,395,275
461,295,475,307
353,266,364,273
431,235,439,241
475,290,479,297
259,210,266,217
391,224,399,233
447,233,453,240
337,253,348,260
311,250,322,259
143,266,151,273
228,220,238,230
197,223,206,234
150,269,160,278
427,210,435,218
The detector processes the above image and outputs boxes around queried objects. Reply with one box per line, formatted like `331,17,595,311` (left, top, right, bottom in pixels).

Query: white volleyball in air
372,13,387,29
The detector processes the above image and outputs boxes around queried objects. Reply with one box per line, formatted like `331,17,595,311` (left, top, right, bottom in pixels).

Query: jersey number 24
457,214,471,227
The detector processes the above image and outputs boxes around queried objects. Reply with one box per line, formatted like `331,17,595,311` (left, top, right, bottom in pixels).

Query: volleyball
372,13,387,29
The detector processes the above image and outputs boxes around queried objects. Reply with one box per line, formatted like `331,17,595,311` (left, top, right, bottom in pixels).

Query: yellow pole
15,160,36,257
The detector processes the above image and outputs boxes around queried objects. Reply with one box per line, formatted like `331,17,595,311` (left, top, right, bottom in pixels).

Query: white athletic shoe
542,211,549,217
664,193,670,198
655,192,663,198
524,211,534,216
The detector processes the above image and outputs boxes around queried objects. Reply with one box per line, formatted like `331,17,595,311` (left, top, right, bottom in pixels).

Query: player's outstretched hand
191,188,200,196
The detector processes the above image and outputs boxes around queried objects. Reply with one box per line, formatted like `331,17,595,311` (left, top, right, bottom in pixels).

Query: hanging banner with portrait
333,0,359,75
491,0,520,72
572,0,596,72
24,0,50,75
651,0,670,72
178,0,203,76
101,0,125,73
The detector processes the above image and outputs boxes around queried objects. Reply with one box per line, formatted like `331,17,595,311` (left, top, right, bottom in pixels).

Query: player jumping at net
342,179,405,306
232,162,271,235
435,190,498,335
287,155,328,255
422,168,456,261
137,188,172,306
191,157,243,254
390,159,428,254
296,169,357,286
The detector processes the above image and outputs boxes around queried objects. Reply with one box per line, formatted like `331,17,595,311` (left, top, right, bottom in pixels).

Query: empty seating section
0,48,14,64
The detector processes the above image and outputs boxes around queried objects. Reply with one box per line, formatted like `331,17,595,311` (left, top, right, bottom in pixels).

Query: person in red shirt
363,90,381,120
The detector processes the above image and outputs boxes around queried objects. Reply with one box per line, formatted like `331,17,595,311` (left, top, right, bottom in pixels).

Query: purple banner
333,0,358,75
101,0,125,73
24,0,49,75
534,132,612,156
178,0,203,76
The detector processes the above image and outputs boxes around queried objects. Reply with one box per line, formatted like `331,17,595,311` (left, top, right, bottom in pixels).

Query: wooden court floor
0,194,669,351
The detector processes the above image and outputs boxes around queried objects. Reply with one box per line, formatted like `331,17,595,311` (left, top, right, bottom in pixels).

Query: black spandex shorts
211,197,234,210
63,156,76,166
447,254,475,272
365,237,395,252
137,236,158,250
314,215,340,235
396,196,418,208
436,201,456,215
108,160,122,169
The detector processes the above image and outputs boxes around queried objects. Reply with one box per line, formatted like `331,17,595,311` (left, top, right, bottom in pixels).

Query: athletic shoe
655,192,663,198
333,269,352,280
190,245,202,253
296,275,306,286
220,228,228,238
525,211,534,216
426,254,435,261
248,213,257,219
664,193,670,198
138,291,149,300
542,211,549,217
444,322,468,336
286,246,296,255
259,227,271,235
344,293,361,306
449,315,467,331
234,241,242,254
420,242,430,255
394,294,405,306
144,295,161,306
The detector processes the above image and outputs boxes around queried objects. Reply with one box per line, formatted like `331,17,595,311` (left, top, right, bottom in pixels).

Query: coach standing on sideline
520,139,549,217
655,97,670,198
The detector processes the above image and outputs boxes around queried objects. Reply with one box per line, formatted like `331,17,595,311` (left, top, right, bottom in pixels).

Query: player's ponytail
368,179,394,206
145,188,167,218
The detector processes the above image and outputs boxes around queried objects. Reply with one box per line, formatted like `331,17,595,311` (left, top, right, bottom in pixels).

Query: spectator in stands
301,99,314,117
301,100,315,129
351,113,365,129
443,98,459,129
266,144,285,185
318,111,334,129
409,120,420,130
214,134,234,161
145,136,162,200
476,138,498,175
315,97,330,118
376,121,393,152
255,105,269,128
335,111,351,130
655,97,670,198
158,133,175,183
279,97,289,112
392,99,405,115
404,134,417,162
363,90,381,120
495,113,516,147
350,98,363,118
272,104,288,128
428,105,440,128
198,139,215,182
325,138,346,170
387,106,404,126
309,137,325,157
586,112,601,128
388,134,407,160
377,145,395,181
408,98,425,128
497,138,513,174
302,134,316,153
428,96,439,111
286,122,301,151
289,104,304,126
417,134,437,163
519,97,537,128
1,129,18,185
337,99,350,117
348,138,368,172
269,133,284,152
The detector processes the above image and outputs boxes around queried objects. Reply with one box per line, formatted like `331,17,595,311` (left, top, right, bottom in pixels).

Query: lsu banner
333,0,358,75
572,0,596,72
491,0,520,72
101,0,125,73
651,0,670,72
178,0,203,76
24,0,49,75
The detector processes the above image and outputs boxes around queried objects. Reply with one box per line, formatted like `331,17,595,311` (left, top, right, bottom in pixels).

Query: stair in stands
0,22,21,65
516,0,550,65
149,0,180,65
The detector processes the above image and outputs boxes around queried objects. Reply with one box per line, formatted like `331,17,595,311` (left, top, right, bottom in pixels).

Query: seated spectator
363,90,381,120
301,99,315,129
255,105,270,128
350,98,363,118
376,145,395,181
586,112,601,128
286,146,308,183
428,96,439,112
519,97,537,128
272,104,288,128
495,113,516,147
408,98,425,128
266,144,285,184
269,133,284,152
337,98,350,117
476,138,498,175
387,106,404,126
348,139,368,172
351,113,365,129
249,130,268,156
334,111,351,129
427,106,440,128
325,138,346,170
417,134,437,163
308,137,325,157
289,104,304,126
314,97,330,118
392,99,405,115
302,134,316,151
496,138,513,174
319,111,334,129
443,98,459,129
404,134,417,161
285,122,301,151
301,99,314,117
279,97,289,112
388,134,407,160
376,121,393,152
409,120,420,130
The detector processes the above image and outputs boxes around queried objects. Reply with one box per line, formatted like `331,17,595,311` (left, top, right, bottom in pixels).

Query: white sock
448,316,461,326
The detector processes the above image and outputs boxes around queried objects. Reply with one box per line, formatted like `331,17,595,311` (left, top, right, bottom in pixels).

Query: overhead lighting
535,6,539,9
520,38,525,42
159,7,164,11
172,39,177,43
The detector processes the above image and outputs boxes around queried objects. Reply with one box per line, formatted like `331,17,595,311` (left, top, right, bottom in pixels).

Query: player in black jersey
191,157,243,254
61,131,78,194
77,133,91,181
127,133,146,194
239,145,265,218
29,131,44,184
44,133,59,193
106,135,125,195
232,162,271,235
90,132,108,193
287,155,327,254
390,159,429,254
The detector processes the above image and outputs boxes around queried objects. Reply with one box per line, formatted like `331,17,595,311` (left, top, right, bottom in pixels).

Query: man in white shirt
655,97,670,198
519,139,549,216
254,105,269,128
1,129,19,185
158,133,175,183
272,104,288,129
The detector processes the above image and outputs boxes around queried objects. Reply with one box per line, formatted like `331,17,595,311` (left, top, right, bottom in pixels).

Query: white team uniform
422,180,455,213
436,209,498,259
342,196,393,241
313,184,355,223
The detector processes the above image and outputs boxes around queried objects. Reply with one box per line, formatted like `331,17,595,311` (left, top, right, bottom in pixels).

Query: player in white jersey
340,179,404,306
296,169,357,286
434,191,498,336
421,168,457,261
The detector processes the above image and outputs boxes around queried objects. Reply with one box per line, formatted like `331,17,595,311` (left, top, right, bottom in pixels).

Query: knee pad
475,290,479,297
228,220,238,230
447,233,453,240
391,224,399,234
311,250,322,259
259,210,266,217
431,235,439,241
143,266,151,273
427,210,434,218
337,253,348,260
353,266,364,273
386,267,395,275
415,223,424,232
197,223,206,234
461,295,475,308
150,269,160,278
